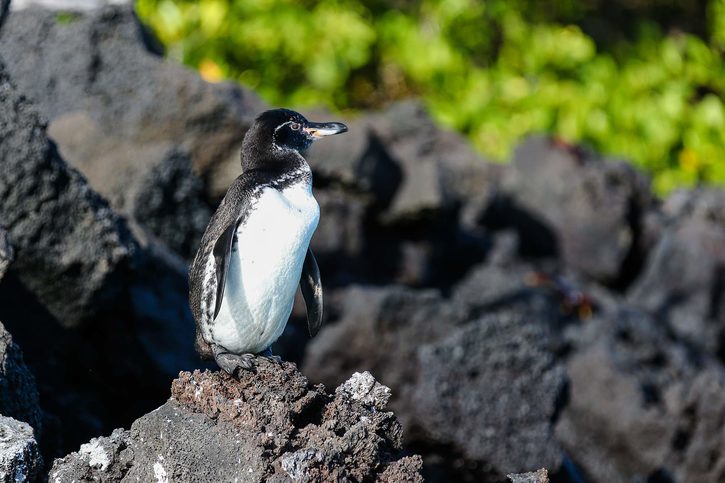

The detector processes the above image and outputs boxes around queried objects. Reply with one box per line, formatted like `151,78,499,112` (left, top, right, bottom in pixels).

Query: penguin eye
290,122,301,131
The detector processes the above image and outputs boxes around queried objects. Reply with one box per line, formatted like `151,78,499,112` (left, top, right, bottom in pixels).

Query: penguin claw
260,346,282,364
215,352,257,375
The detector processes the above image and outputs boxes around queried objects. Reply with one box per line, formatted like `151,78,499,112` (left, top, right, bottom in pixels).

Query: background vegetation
136,0,725,194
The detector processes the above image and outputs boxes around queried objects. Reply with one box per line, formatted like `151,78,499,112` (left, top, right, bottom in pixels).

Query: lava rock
0,60,199,456
0,322,41,440
628,188,725,357
365,101,497,224
304,286,470,422
508,468,549,483
48,113,212,258
304,284,567,479
487,136,653,286
0,230,12,281
305,115,402,211
0,4,263,252
0,60,136,327
310,187,368,285
557,308,725,482
51,363,423,482
0,0,8,30
413,310,567,477
0,415,43,483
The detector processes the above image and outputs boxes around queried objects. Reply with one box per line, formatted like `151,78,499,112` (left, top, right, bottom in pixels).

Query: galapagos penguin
189,109,347,374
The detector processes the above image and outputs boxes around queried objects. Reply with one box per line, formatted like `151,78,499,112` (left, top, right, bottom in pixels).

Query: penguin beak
303,121,348,139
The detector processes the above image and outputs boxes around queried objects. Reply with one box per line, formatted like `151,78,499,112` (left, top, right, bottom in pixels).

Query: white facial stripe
272,120,294,150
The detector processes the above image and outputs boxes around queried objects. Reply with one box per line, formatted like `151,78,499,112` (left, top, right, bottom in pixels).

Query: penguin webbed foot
260,346,282,364
213,345,257,375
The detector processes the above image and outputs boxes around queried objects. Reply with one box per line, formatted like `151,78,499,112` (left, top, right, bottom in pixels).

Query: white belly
212,181,319,354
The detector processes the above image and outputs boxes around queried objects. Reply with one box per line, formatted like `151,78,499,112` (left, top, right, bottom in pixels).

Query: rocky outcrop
628,188,725,357
51,364,423,482
0,416,43,483
481,136,654,287
0,322,41,439
0,61,137,327
0,5,263,259
557,309,725,482
304,284,568,479
0,231,12,281
0,60,198,457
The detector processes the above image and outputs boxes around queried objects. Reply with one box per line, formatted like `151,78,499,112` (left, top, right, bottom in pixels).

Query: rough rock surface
0,60,136,327
304,286,470,421
0,0,8,28
0,5,262,257
413,311,566,476
304,285,567,479
51,363,423,482
0,230,12,281
557,309,725,482
628,188,725,357
0,416,43,483
0,322,42,438
488,136,653,286
507,468,549,483
0,60,198,456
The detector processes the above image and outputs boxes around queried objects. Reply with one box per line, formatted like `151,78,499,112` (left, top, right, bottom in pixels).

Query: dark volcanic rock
508,468,549,483
557,309,725,482
51,363,423,482
0,4,263,255
0,0,7,30
0,230,12,281
48,113,212,258
0,415,43,483
305,284,567,479
306,116,402,210
0,322,42,439
304,286,470,420
485,136,653,287
0,60,198,456
0,60,136,327
628,188,725,357
310,187,368,285
413,310,567,477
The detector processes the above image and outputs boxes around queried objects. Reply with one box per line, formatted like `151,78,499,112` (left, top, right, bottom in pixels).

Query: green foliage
136,0,725,194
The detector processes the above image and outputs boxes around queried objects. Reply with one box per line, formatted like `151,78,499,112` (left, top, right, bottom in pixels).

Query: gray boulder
0,4,263,257
557,308,725,482
487,136,653,286
413,310,567,477
304,285,567,478
0,416,43,483
0,230,12,281
0,59,198,456
304,286,470,423
0,60,136,327
628,188,725,357
0,323,41,439
51,363,423,482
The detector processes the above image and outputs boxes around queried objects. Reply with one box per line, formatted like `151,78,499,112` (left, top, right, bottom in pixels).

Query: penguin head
242,109,347,169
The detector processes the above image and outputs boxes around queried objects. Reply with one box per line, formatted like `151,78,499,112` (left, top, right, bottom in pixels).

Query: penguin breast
211,180,320,354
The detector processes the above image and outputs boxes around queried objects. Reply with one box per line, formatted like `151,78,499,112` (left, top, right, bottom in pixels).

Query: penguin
189,108,347,374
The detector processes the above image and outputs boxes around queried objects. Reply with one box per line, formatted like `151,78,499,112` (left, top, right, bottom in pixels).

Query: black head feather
240,108,347,171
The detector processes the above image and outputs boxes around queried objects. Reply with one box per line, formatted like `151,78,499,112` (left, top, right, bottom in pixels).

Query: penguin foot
213,345,257,375
260,346,282,364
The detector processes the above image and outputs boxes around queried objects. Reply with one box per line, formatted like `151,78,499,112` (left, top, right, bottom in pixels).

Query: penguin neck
241,146,312,189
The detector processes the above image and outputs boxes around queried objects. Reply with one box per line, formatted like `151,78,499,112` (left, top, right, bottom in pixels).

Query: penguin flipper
300,248,323,337
212,222,237,320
